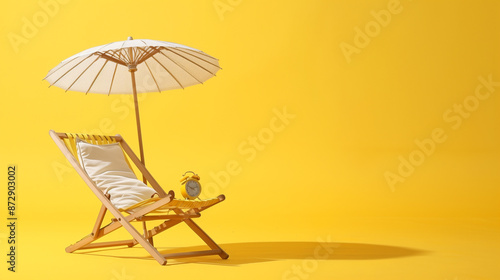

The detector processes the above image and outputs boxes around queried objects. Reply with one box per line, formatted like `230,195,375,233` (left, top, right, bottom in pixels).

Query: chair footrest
163,249,222,259
80,239,135,250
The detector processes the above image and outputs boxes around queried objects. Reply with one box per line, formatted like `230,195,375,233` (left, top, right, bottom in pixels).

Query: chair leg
117,218,166,265
92,200,109,237
67,201,109,253
66,215,166,265
182,218,229,259
142,221,154,246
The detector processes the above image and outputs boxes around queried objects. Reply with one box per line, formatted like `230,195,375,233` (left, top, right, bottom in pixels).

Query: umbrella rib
134,47,147,63
151,55,185,89
135,48,142,64
165,48,217,76
100,51,128,66
49,55,94,87
136,47,160,65
109,48,127,65
144,60,162,93
133,47,147,64
133,45,140,63
43,55,81,80
174,48,221,69
119,39,129,63
94,41,115,54
65,56,101,92
157,51,203,84
108,63,118,96
137,40,152,63
131,47,137,64
120,50,128,64
45,41,116,81
178,47,218,60
85,59,109,94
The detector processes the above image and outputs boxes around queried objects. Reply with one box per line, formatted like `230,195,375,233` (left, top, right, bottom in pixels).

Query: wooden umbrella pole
130,68,147,184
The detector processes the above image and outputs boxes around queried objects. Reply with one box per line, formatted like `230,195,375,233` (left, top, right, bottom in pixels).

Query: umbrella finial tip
128,36,133,40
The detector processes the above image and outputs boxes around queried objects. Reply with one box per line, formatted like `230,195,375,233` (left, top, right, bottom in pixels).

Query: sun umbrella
44,37,220,181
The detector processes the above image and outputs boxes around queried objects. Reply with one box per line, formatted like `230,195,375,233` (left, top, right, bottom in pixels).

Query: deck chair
49,130,229,265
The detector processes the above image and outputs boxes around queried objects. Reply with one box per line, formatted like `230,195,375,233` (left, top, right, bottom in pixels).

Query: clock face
185,180,201,197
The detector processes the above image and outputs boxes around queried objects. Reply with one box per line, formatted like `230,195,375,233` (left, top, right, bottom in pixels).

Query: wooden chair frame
49,130,229,265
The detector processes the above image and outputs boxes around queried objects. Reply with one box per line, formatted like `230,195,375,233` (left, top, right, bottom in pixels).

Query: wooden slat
143,219,183,241
136,213,201,221
80,240,135,250
128,195,174,216
163,249,222,259
55,132,123,142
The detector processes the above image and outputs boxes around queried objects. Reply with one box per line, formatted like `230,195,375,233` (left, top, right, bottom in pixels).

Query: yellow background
1,0,499,279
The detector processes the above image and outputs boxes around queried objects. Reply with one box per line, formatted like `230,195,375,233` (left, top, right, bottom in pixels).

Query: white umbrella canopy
44,37,220,94
44,37,220,182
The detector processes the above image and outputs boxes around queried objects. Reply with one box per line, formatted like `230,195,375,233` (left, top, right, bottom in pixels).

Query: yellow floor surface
1,217,498,280
1,1,499,279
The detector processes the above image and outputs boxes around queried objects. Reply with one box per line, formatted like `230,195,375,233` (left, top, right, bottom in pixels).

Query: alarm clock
180,171,201,200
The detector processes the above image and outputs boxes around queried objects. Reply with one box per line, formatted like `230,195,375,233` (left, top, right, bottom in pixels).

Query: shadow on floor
76,241,429,266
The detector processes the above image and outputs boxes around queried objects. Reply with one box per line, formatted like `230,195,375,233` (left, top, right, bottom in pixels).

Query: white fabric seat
76,138,156,210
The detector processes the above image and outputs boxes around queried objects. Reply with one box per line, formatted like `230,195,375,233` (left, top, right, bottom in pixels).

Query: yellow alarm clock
180,171,201,200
